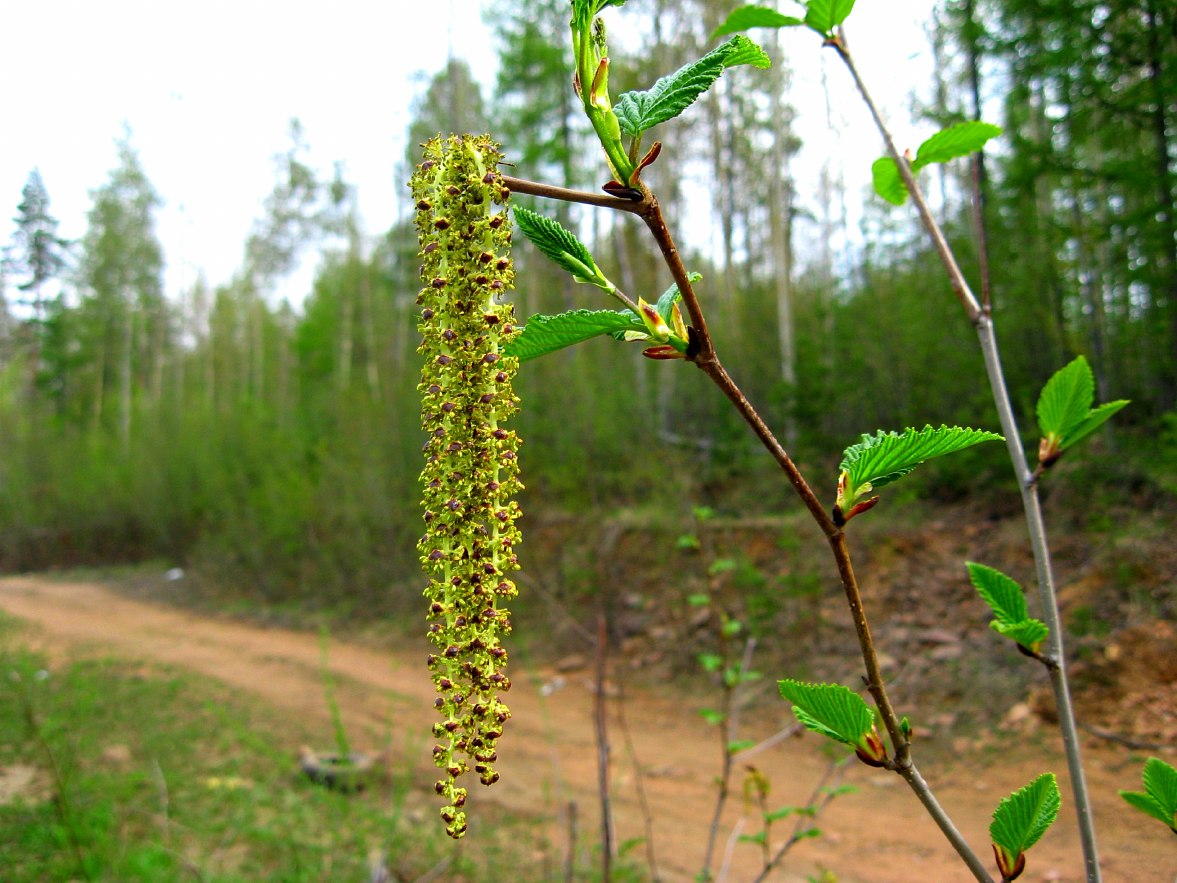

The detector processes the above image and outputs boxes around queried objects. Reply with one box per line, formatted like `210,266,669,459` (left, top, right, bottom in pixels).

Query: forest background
1,0,1175,632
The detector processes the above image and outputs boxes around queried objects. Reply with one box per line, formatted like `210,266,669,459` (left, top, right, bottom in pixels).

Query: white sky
0,0,939,307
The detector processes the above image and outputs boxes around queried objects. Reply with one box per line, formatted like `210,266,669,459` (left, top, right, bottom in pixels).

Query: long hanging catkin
410,134,522,839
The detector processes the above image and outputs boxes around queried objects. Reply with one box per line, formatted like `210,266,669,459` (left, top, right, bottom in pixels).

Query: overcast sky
0,0,938,307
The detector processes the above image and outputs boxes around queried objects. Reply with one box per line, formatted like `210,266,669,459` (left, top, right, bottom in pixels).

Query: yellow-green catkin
410,134,522,840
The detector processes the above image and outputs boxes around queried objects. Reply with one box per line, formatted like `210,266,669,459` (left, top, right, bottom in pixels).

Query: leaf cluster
1119,757,1177,834
1035,356,1128,468
965,563,1049,654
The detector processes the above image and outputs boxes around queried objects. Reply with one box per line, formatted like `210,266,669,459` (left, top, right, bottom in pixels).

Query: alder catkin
410,134,522,839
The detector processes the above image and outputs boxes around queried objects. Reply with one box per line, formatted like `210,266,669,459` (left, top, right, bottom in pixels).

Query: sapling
409,2,1130,879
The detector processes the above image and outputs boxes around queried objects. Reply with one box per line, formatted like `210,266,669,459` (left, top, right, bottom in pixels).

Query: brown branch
502,175,647,214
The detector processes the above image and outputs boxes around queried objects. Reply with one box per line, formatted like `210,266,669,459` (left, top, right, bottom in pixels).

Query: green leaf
992,619,1050,652
805,0,857,35
676,533,701,550
711,5,804,39
655,273,700,321
1037,356,1095,442
514,206,609,288
699,708,725,726
1036,356,1130,462
738,831,768,845
504,309,643,362
838,425,1003,515
778,679,874,748
1059,399,1129,450
686,592,710,607
698,653,724,673
871,158,907,206
872,122,1001,204
1119,791,1172,827
914,121,1003,166
709,558,738,575
1142,757,1177,817
1120,757,1177,830
966,563,1029,626
989,773,1061,858
615,36,770,138
728,738,757,754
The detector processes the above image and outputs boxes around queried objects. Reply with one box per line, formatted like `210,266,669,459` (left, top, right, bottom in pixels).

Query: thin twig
752,757,850,883
615,677,662,882
593,612,614,882
502,175,646,214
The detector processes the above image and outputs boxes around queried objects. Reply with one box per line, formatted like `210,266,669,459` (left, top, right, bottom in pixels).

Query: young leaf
871,157,907,206
805,0,857,35
872,122,1002,205
1036,356,1129,465
1037,356,1094,442
1119,757,1177,832
836,426,1003,522
778,680,873,748
504,310,643,362
914,121,1003,166
992,619,1050,653
966,562,1030,626
614,36,770,138
1058,400,1129,451
514,206,612,290
989,773,1061,880
711,5,804,39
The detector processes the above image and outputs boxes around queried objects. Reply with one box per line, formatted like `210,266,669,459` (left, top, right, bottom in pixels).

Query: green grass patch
0,613,547,881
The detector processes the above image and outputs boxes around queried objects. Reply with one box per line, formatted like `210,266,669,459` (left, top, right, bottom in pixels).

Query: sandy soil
1,575,1173,883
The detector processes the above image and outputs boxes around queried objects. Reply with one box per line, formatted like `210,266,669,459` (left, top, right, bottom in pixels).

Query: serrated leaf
655,272,701,321
778,680,874,747
839,426,1003,509
615,36,770,138
966,562,1029,626
871,158,908,206
1121,757,1177,830
989,773,1061,857
1141,757,1177,817
992,619,1050,652
805,0,856,35
1119,790,1172,827
1037,356,1095,441
514,206,606,287
914,121,1003,166
504,309,642,362
1060,399,1129,450
711,5,804,39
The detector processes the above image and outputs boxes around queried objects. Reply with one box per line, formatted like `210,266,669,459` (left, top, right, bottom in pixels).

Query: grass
0,613,551,882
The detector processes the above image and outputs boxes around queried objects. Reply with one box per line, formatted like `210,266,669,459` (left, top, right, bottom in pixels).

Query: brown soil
1,575,1174,883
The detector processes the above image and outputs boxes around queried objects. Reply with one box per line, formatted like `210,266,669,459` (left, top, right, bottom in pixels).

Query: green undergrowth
0,614,550,882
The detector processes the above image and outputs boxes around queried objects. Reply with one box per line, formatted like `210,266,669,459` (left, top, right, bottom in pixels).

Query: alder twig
515,168,993,879
831,33,1102,883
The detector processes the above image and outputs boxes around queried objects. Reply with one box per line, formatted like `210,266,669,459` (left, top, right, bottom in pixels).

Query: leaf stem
831,34,1101,883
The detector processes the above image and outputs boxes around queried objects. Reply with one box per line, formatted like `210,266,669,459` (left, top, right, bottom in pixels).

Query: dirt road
0,575,1172,882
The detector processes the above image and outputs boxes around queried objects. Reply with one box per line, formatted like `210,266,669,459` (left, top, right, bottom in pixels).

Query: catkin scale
411,135,522,840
